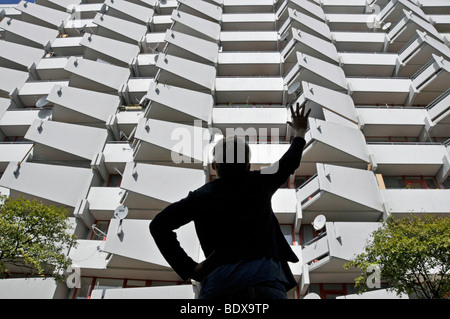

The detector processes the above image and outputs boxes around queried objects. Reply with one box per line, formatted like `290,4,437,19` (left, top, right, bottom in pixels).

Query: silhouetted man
150,103,310,299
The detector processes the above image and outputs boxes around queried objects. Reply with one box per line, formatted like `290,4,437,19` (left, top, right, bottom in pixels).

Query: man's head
212,136,251,178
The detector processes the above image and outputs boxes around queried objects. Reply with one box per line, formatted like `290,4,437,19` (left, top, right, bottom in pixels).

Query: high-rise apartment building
0,0,449,299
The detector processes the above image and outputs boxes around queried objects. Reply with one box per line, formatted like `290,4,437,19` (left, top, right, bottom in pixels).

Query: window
3,136,25,142
300,224,315,246
365,136,419,143
280,224,294,245
294,175,311,189
90,220,109,240
384,176,441,189
106,174,122,187
444,177,450,189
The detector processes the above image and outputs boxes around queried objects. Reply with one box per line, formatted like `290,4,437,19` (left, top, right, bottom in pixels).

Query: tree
344,214,450,299
0,195,78,282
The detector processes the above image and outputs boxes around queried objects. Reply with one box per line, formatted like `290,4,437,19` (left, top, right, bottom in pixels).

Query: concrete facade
0,0,449,299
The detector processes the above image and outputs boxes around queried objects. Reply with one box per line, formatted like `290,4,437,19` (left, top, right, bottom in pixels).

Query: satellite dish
36,96,49,107
312,214,326,231
382,22,391,31
287,81,301,95
114,205,128,220
303,293,321,299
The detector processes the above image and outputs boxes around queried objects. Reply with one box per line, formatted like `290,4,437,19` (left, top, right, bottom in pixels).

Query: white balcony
278,8,331,43
319,0,367,14
50,36,84,56
325,14,377,32
0,142,33,172
301,222,381,284
85,187,125,220
64,57,131,94
125,78,153,106
151,14,172,32
220,31,278,51
0,108,52,137
35,57,71,80
15,0,72,31
428,14,450,33
212,107,289,139
295,81,358,127
60,19,99,38
281,27,339,72
143,32,166,54
103,0,154,27
119,162,206,211
102,142,134,172
177,0,222,22
0,17,59,50
24,119,109,163
0,278,68,299
222,13,276,31
223,0,274,14
68,3,104,19
301,118,370,175
92,13,147,47
37,0,83,12
215,77,284,104
101,218,200,280
357,107,431,137
0,66,29,100
17,80,69,107
133,117,209,167
339,52,398,77
284,52,348,93
248,143,291,171
67,239,110,278
272,188,298,224
135,54,158,77
277,0,326,23
116,110,144,137
418,0,450,15
90,284,196,299
80,33,140,68
163,29,219,66
347,77,412,105
218,52,281,76
296,164,384,223
427,89,450,136
170,9,221,43
387,10,443,52
410,54,450,106
368,143,450,176
332,32,387,52
382,189,450,217
155,53,216,93
143,82,213,124
0,40,44,76
377,0,429,25
337,289,409,299
47,85,121,127
156,0,178,15
0,161,100,210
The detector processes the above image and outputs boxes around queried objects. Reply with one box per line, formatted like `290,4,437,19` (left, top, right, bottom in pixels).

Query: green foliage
0,195,78,282
344,214,450,299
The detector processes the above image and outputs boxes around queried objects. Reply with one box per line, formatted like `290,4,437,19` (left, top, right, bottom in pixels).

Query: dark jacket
150,137,306,282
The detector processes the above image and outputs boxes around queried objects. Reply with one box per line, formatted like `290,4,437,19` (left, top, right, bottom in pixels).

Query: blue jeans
199,281,288,300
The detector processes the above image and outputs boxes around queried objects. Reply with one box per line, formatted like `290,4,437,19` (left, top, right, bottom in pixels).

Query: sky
0,0,33,4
